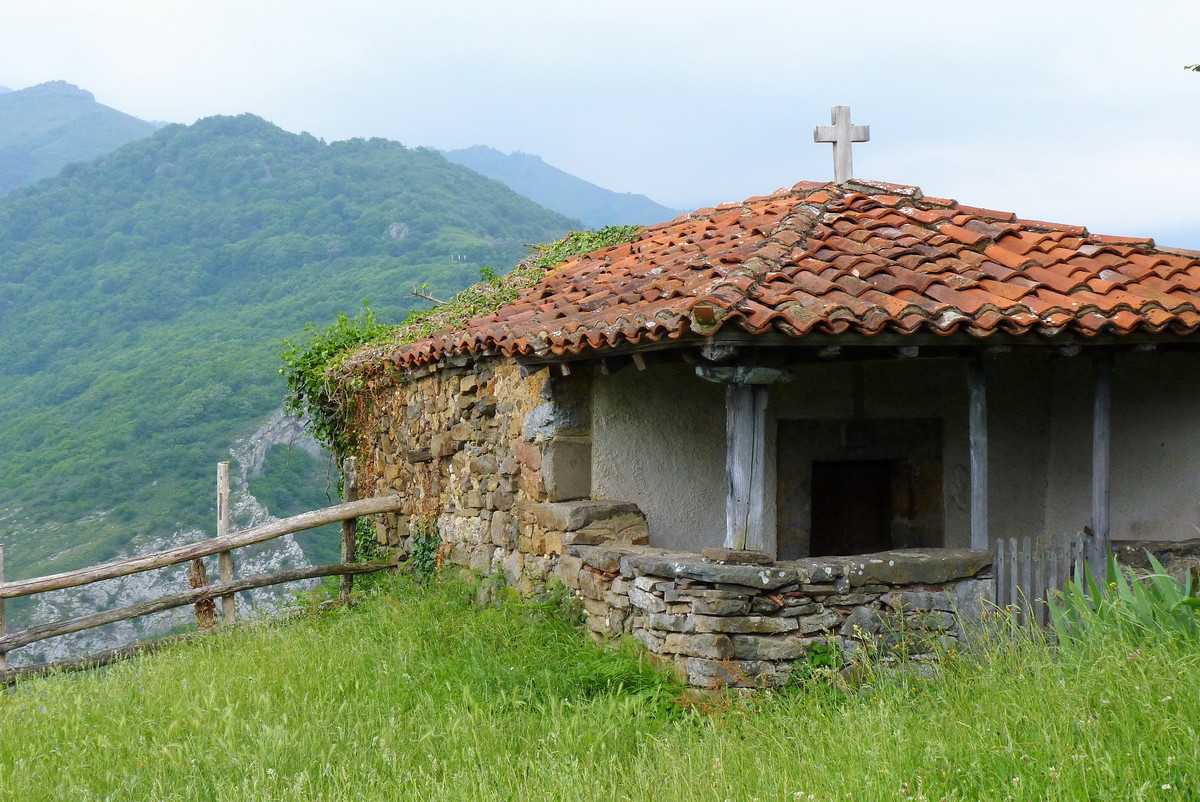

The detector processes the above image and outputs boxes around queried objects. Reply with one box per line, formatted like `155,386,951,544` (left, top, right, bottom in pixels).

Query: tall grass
0,574,1195,800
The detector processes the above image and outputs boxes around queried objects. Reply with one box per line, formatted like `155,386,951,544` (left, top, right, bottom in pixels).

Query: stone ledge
620,553,841,588
823,548,993,587
534,500,644,532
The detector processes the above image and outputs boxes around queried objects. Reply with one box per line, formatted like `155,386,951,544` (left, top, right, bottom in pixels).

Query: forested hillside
0,114,577,578
443,145,680,228
0,81,158,196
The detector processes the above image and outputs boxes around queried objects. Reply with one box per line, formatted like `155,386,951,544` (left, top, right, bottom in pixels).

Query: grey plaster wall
591,349,1200,557
986,352,1053,545
1109,351,1200,542
591,363,727,551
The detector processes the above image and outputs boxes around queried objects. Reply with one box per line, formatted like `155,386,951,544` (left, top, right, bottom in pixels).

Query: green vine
280,301,395,456
281,226,644,454
410,520,441,584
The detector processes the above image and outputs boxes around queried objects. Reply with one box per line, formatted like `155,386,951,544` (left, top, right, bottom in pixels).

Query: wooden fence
0,458,403,684
993,530,1109,627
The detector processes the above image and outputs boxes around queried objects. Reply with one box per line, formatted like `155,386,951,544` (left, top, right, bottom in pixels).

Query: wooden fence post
217,462,235,625
188,557,216,630
340,457,358,602
0,543,6,672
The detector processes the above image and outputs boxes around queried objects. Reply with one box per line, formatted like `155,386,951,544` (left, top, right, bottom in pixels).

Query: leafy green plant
354,518,386,563
383,225,643,348
409,520,441,584
280,302,395,456
1048,551,1200,644
533,225,642,269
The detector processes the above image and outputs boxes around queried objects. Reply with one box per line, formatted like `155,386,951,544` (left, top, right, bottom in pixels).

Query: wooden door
809,460,892,556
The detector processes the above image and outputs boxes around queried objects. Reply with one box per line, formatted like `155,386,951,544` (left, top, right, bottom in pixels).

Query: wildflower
1163,784,1172,790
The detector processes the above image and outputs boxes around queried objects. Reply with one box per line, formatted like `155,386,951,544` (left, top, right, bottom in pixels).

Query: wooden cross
813,105,869,184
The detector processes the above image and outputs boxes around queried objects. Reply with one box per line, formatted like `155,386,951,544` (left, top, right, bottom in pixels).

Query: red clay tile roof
374,180,1200,369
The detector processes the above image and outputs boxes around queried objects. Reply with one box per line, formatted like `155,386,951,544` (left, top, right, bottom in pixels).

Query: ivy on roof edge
387,224,643,348
281,225,643,456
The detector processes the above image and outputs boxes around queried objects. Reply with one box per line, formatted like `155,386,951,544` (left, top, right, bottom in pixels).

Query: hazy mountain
0,85,12,94
0,113,576,583
442,145,681,228
0,80,159,195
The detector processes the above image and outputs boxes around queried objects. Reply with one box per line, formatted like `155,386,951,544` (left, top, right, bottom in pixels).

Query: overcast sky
4,0,1198,246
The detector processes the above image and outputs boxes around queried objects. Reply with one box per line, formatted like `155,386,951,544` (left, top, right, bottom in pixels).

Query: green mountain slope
0,81,158,196
442,145,680,228
0,114,576,577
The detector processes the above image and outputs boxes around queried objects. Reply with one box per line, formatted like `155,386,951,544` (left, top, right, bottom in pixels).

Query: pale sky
4,0,1199,246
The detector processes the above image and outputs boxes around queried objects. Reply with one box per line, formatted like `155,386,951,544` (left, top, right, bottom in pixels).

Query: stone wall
559,544,992,688
349,356,994,687
352,356,611,597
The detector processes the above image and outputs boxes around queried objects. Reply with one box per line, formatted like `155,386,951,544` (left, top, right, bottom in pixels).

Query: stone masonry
348,356,994,687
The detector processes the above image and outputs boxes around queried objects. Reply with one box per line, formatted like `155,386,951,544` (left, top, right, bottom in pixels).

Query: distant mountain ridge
0,113,576,582
0,80,158,195
442,145,681,228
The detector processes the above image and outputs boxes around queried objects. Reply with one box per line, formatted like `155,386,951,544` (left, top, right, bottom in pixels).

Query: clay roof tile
366,180,1200,370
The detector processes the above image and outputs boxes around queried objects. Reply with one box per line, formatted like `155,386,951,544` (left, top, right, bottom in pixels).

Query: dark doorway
809,460,893,556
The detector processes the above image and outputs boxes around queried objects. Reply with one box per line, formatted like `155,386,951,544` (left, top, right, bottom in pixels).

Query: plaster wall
1109,351,1200,542
985,352,1053,545
591,363,726,551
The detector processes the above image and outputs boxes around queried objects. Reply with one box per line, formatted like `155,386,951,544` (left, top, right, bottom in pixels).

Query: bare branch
411,287,445,305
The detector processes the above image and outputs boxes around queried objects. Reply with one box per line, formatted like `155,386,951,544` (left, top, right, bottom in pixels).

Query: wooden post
340,457,358,602
725,384,768,552
1091,351,1113,581
188,558,216,630
216,461,235,625
0,543,6,671
968,355,989,551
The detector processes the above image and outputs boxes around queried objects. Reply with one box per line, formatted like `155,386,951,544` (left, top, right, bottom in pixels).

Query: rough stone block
647,613,692,632
693,615,799,634
577,569,609,601
661,633,734,660
571,546,627,574
534,500,643,532
503,549,524,587
880,590,954,612
684,658,786,689
777,603,820,618
468,546,491,573
838,606,882,638
729,634,804,661
794,609,842,634
632,629,665,654
430,434,454,458
835,549,993,587
514,440,542,471
693,597,752,616
469,455,497,476
544,530,566,556
542,436,592,502
628,586,667,614
604,590,632,610
558,553,583,590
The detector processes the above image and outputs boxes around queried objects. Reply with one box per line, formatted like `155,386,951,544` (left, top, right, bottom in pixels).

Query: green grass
1,575,1196,800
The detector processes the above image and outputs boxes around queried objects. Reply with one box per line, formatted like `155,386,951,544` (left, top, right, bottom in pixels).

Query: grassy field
0,572,1195,800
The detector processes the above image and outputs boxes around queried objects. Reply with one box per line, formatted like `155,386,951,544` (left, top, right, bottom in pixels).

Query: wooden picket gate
993,531,1109,627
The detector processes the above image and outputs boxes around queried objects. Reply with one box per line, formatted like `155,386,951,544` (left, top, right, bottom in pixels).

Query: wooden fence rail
0,458,403,681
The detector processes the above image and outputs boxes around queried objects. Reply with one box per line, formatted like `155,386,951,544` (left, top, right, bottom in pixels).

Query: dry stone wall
350,357,994,687
559,545,992,688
